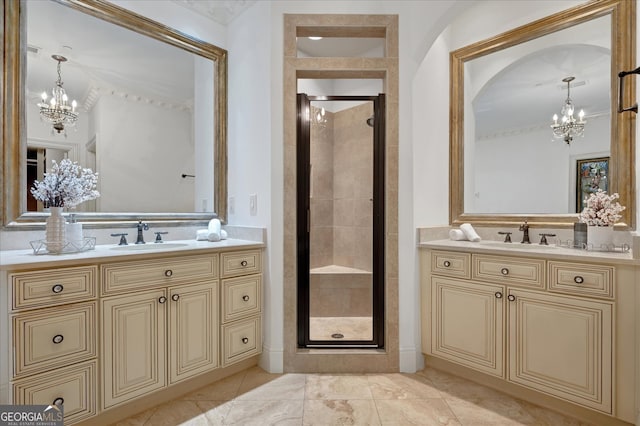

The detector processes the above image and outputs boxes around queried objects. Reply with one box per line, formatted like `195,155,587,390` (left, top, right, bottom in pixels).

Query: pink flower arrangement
30,159,99,208
579,189,625,226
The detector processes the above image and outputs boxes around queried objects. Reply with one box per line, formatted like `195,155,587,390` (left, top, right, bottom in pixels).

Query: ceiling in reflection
26,1,196,113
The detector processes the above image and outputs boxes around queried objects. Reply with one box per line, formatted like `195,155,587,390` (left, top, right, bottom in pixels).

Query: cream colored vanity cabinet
220,249,263,366
6,266,99,425
421,247,634,422
100,254,219,409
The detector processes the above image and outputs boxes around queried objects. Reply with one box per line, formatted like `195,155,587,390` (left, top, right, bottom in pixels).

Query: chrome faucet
135,220,149,244
519,221,530,244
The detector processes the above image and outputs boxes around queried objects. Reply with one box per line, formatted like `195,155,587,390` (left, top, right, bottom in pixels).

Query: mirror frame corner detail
1,0,228,229
449,0,636,230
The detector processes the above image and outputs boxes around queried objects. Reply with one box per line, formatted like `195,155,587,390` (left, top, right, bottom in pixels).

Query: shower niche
297,94,385,348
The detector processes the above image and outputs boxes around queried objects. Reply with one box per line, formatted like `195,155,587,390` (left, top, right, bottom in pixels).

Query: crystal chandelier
550,76,586,144
312,106,327,126
37,55,79,135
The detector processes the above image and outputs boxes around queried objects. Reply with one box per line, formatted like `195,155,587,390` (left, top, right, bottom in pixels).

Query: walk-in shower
297,94,385,348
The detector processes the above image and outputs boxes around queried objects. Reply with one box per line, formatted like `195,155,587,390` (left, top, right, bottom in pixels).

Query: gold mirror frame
450,0,635,229
1,0,228,229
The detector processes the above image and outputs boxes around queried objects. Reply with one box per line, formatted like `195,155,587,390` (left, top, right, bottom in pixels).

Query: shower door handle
307,208,310,233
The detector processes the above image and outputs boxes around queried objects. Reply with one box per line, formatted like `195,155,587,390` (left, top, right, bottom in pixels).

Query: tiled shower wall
310,103,374,272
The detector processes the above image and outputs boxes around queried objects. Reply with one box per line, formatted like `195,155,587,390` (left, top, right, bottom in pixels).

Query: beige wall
283,14,399,373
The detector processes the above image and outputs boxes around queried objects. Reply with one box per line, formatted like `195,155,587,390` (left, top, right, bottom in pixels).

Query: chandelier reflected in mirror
311,105,327,127
550,76,586,144
37,55,79,136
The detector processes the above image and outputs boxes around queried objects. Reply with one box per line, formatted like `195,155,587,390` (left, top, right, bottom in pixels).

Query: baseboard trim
259,344,284,373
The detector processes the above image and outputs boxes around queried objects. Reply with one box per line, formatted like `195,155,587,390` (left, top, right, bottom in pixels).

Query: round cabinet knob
501,268,509,276
52,334,64,344
52,397,64,407
443,261,451,268
241,337,249,344
574,276,584,284
52,284,64,294
242,295,250,302
171,294,180,302
240,260,248,267
158,296,167,304
507,294,516,302
494,292,503,299
164,270,173,277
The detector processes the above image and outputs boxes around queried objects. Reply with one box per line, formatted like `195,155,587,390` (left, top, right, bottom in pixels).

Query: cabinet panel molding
169,282,219,384
222,316,262,366
221,250,262,278
12,266,96,310
13,302,96,377
101,254,218,295
508,289,612,413
13,360,97,425
222,275,262,323
430,251,471,278
102,289,167,409
548,262,614,299
431,277,505,377
473,254,545,289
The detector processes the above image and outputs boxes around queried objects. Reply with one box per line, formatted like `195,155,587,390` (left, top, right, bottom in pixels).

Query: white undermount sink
110,243,189,251
478,240,557,249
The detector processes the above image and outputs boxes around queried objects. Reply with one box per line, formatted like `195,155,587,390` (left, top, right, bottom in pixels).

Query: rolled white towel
460,223,481,242
220,229,228,240
207,218,221,242
196,229,209,241
449,229,467,241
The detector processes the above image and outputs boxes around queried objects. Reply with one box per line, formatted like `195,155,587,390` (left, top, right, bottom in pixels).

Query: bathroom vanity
0,239,263,425
420,239,639,425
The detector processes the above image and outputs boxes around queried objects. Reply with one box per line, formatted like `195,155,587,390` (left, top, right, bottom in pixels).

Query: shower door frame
296,93,386,348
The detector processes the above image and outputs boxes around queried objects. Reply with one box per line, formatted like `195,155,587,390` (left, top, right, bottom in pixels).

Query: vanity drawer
472,255,545,289
221,250,262,278
13,360,97,425
101,254,218,295
430,251,471,279
222,316,262,366
222,275,262,323
11,266,97,311
13,302,97,377
548,262,614,299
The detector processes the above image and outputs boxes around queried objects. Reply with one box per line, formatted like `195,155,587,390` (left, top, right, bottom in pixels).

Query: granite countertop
0,238,265,270
418,239,639,265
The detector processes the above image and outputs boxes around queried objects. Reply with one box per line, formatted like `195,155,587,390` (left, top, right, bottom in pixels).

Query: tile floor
115,366,594,426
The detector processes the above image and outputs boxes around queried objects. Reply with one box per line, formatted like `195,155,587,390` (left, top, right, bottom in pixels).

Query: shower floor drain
331,333,344,339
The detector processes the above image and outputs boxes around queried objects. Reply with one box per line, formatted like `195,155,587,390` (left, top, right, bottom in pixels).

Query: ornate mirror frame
450,0,635,229
2,0,228,229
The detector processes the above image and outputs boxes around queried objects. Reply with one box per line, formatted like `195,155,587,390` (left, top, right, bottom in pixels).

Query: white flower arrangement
30,159,100,208
579,189,625,226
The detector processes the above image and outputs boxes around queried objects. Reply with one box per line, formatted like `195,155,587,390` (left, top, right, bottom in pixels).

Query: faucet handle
154,231,168,243
538,233,556,245
498,231,512,243
111,233,128,245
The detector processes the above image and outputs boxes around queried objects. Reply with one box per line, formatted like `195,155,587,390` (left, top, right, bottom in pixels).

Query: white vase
587,225,614,250
46,207,67,254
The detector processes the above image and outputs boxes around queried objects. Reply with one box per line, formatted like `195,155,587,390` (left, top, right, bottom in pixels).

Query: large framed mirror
2,0,227,229
450,0,635,229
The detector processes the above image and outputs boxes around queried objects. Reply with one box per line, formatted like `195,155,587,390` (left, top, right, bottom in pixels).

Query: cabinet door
168,281,219,384
431,277,505,377
508,289,612,413
102,289,167,409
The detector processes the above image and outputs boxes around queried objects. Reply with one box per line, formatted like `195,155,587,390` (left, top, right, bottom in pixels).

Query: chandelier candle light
550,76,586,144
37,55,79,135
